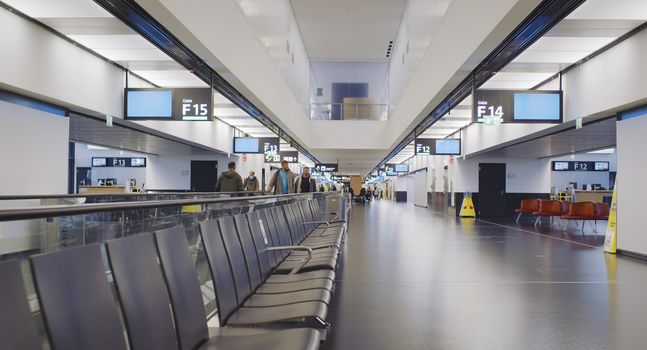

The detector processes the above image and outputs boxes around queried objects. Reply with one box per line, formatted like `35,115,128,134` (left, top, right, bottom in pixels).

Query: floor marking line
477,219,600,249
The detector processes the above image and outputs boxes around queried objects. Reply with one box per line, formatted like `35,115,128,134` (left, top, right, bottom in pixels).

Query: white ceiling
290,0,406,61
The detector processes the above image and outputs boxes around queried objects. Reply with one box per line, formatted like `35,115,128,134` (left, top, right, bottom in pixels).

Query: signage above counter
125,88,212,121
473,89,562,124
552,161,609,172
92,157,146,168
233,137,281,163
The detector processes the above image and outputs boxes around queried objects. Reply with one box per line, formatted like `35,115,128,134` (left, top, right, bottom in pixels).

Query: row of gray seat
0,198,346,350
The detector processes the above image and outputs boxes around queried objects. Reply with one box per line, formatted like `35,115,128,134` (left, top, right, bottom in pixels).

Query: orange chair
515,199,541,223
561,201,597,233
595,203,610,221
532,200,563,226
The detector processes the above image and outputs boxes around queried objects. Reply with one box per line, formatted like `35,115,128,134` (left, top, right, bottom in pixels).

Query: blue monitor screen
127,90,173,118
395,164,409,173
513,93,561,121
234,138,260,153
435,139,461,155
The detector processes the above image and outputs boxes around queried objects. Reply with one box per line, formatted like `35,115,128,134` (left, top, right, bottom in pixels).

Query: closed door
478,163,506,217
190,161,218,192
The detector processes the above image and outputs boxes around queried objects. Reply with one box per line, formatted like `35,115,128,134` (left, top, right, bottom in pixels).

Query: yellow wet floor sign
604,185,618,254
460,194,476,218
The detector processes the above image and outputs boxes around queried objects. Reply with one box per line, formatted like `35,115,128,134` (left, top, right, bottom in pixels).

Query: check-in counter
79,186,127,194
575,190,613,203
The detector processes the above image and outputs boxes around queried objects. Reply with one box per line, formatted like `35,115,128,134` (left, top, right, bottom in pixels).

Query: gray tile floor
322,201,647,350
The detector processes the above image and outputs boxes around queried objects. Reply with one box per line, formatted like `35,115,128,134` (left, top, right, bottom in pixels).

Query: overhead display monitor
594,162,609,171
513,93,561,121
233,137,260,153
130,158,146,167
126,90,173,118
553,161,569,171
415,138,461,155
125,88,212,120
473,89,562,124
395,164,409,173
435,139,461,155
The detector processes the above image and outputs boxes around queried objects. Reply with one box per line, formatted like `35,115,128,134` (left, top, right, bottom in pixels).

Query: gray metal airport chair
107,229,322,350
246,210,335,283
0,260,42,350
105,233,179,350
222,215,332,304
199,219,329,328
30,244,129,350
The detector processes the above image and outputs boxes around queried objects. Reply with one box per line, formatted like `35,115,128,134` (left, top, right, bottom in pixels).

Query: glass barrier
310,103,388,121
0,192,346,328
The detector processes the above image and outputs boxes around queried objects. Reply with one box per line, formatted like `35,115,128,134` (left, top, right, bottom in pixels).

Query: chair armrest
262,246,312,275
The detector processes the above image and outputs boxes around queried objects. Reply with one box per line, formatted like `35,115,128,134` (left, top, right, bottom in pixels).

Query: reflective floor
323,200,647,350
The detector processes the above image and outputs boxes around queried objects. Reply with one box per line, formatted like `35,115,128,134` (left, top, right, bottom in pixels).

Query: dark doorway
331,82,369,120
190,161,218,192
478,163,506,218
75,167,92,193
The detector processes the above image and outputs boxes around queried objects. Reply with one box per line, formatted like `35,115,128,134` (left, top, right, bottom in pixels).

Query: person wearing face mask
244,171,259,192
267,160,297,194
295,167,317,193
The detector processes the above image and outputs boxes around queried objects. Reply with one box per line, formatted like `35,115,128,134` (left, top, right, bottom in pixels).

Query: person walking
215,161,244,192
295,167,317,193
267,160,297,194
244,171,259,192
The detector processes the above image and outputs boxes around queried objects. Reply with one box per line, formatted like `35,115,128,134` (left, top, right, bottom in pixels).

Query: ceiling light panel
567,0,647,20
3,0,112,18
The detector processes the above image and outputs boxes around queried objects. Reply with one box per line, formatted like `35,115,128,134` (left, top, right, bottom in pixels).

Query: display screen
126,90,173,118
130,158,146,167
233,137,260,153
395,164,409,173
435,139,461,155
594,162,609,171
513,93,561,121
553,161,569,171
92,157,106,167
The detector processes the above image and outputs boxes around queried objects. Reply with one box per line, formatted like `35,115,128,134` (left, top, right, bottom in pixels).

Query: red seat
561,202,598,233
515,199,541,223
595,203,610,220
532,200,563,226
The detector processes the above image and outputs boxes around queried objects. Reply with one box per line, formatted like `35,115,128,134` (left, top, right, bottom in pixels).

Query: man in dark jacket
295,167,317,193
215,162,244,192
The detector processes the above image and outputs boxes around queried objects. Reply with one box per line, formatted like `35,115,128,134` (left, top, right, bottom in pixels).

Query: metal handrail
310,102,389,121
0,191,268,201
0,192,337,222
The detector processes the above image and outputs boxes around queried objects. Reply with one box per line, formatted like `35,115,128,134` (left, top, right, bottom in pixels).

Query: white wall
462,122,555,156
617,114,647,255
562,28,647,122
452,156,551,193
0,101,69,254
0,7,124,118
135,118,235,154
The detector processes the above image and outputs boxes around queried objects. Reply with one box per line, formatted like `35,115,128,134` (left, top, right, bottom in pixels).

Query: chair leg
563,219,568,232
581,220,585,233
535,216,540,226
516,213,522,224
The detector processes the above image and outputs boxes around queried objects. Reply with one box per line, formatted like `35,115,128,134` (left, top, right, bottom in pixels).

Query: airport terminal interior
2,0,647,349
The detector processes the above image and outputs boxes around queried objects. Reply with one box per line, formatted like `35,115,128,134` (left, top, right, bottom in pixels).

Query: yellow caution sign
459,194,476,218
604,185,618,254
181,204,202,213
